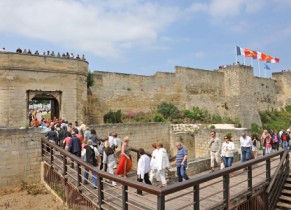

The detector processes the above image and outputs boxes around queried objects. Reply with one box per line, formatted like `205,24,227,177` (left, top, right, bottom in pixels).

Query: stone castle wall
0,52,88,128
0,128,42,187
90,67,227,125
90,65,291,128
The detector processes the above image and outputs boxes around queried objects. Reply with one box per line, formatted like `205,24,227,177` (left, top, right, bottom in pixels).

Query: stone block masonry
0,128,42,188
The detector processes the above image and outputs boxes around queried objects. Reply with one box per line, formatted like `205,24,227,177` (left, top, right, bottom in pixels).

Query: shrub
157,102,179,120
250,123,262,134
212,114,222,123
104,110,122,123
209,125,216,129
87,71,94,88
285,105,291,112
153,114,166,122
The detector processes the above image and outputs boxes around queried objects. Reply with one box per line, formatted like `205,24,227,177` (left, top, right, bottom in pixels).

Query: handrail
266,149,289,194
41,137,161,195
41,137,287,210
161,150,284,195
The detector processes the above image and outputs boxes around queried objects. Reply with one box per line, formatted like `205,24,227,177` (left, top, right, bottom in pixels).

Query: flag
264,63,271,70
236,46,245,56
260,53,273,61
244,48,257,58
266,58,280,63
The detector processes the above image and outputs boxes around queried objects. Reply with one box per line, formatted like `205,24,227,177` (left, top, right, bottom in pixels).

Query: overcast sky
0,0,290,77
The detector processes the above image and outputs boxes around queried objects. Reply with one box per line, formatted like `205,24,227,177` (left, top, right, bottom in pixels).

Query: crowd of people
0,47,86,61
42,120,190,191
208,128,291,173
43,118,290,189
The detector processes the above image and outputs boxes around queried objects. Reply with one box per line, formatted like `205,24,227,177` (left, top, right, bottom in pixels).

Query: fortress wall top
0,52,88,75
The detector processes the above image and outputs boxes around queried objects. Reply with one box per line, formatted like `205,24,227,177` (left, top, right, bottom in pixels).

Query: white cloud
188,0,264,20
0,0,179,57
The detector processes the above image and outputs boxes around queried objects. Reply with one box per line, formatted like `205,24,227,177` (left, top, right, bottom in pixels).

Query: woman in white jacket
156,143,169,187
221,135,235,168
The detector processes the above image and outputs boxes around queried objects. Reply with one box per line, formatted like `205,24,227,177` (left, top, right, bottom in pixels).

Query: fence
41,138,288,210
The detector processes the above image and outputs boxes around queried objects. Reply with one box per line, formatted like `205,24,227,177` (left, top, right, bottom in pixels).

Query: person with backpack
281,130,290,150
103,141,116,186
81,140,100,187
58,125,68,148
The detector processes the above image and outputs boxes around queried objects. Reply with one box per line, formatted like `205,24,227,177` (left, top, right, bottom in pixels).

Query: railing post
50,145,54,165
41,141,44,159
247,165,252,197
223,174,229,210
97,175,104,209
266,159,271,183
194,184,199,210
63,155,67,177
157,194,165,210
122,185,128,210
77,163,81,188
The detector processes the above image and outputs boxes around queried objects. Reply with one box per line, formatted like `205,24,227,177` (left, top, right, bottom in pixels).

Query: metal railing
266,150,289,210
41,138,288,210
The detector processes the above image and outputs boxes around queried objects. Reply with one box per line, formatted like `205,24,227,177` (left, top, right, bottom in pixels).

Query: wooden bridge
41,138,289,210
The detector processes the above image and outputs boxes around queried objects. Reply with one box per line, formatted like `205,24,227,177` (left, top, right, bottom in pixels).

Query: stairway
276,177,291,209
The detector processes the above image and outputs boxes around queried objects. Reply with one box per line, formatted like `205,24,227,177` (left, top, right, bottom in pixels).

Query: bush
250,123,262,134
157,102,179,120
104,110,122,123
286,105,291,112
153,114,166,122
87,71,94,88
212,115,222,123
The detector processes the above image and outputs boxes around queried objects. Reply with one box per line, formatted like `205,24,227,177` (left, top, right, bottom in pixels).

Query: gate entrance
27,90,62,124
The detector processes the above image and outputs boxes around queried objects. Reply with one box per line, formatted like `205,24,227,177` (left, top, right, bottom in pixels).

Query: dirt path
0,183,69,210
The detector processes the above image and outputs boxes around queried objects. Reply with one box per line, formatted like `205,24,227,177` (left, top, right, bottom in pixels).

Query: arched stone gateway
0,52,88,128
27,90,62,120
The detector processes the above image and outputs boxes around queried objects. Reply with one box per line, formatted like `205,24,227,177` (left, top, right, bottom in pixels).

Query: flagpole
258,59,260,77
264,62,267,78
235,46,237,64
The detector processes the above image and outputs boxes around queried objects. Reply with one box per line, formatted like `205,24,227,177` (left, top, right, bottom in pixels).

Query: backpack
282,133,287,141
85,146,97,166
105,147,115,156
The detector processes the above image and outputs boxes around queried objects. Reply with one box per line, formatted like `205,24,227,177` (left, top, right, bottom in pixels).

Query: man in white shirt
240,132,252,162
137,148,152,195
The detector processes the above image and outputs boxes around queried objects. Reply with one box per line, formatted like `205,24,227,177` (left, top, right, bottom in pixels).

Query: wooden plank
277,201,291,209
282,189,291,195
279,195,291,202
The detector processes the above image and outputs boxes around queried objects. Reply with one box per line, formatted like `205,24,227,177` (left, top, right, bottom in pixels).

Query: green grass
259,105,291,131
